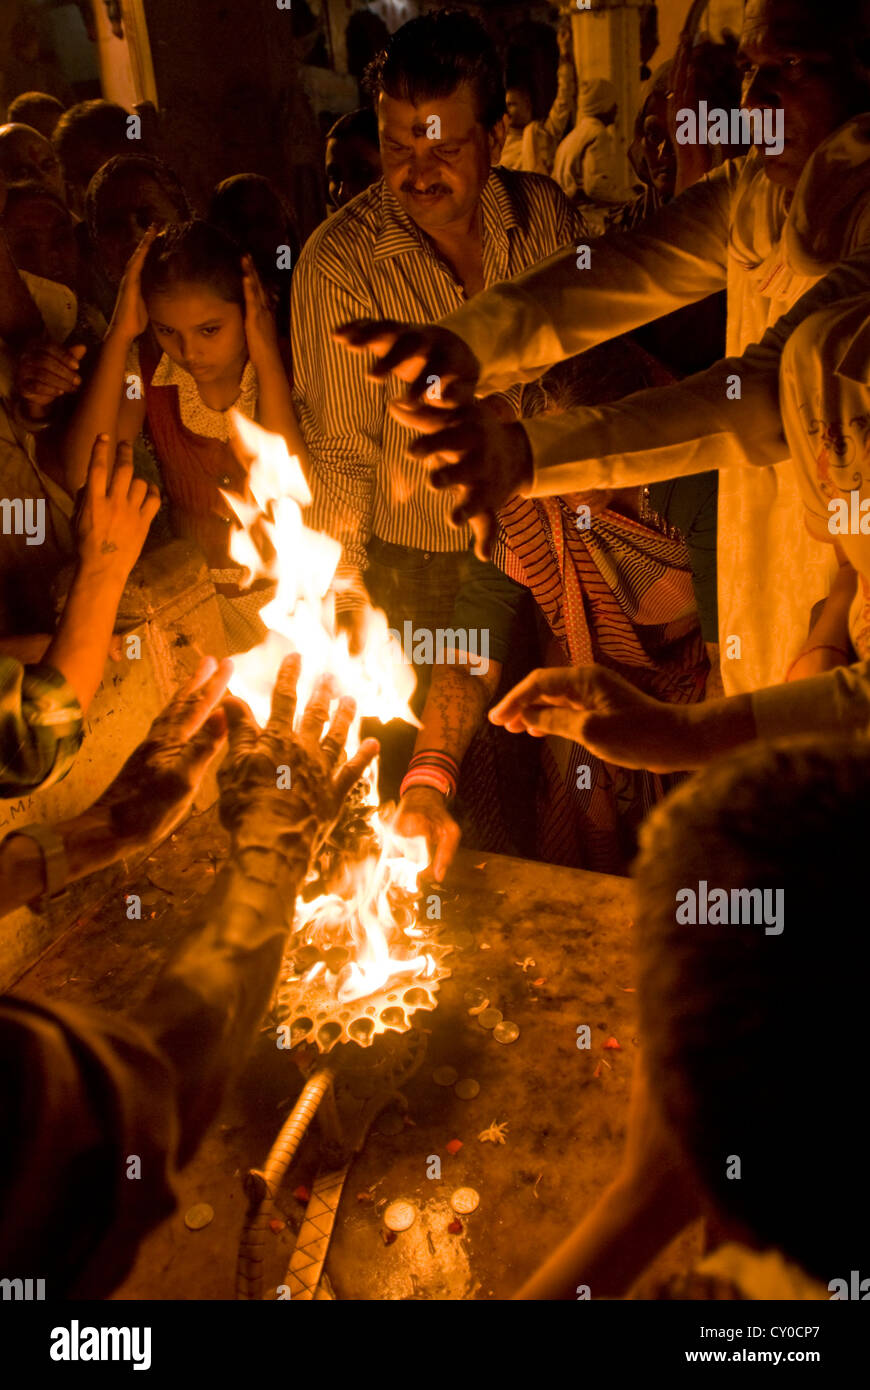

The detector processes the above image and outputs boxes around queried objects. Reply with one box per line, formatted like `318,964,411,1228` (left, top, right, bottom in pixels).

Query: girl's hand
109,225,158,344
242,254,280,370
75,434,161,585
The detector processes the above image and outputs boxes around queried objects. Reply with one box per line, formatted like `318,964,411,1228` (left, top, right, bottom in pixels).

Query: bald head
0,123,65,203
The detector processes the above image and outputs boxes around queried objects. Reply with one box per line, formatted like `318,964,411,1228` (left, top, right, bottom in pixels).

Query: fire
221,413,450,1032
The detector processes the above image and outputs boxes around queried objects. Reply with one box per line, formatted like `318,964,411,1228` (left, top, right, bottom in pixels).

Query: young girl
62,219,307,649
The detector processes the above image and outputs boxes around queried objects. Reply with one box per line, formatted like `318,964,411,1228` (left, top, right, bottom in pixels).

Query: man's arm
522,250,870,493
291,249,383,611
438,163,736,392
489,659,870,773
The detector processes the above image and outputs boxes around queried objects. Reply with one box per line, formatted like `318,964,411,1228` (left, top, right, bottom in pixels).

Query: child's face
146,284,247,384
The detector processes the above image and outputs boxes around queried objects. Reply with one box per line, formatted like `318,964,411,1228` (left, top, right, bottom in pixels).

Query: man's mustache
400,181,452,197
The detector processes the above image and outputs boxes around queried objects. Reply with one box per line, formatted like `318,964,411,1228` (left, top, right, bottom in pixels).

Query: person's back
634,734,870,1298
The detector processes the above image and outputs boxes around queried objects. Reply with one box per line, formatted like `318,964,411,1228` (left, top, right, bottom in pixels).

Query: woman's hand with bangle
392,785,461,883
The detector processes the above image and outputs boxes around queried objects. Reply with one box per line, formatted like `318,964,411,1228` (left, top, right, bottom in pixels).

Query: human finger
160,657,233,741
320,694,356,766
490,667,586,725
298,671,338,743
84,433,111,499
389,399,467,432
432,816,461,882
264,653,303,746
407,420,481,462
107,440,135,498
222,693,261,755
467,510,496,561
364,329,431,382
127,474,149,509
332,736,379,802
332,318,405,351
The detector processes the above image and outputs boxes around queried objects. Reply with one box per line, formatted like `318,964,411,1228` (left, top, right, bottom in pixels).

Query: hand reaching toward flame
219,653,379,886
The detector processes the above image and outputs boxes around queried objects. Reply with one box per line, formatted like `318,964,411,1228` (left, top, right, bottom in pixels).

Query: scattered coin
184,1203,214,1231
433,1065,459,1087
493,1021,520,1044
455,1078,480,1100
449,930,473,949
464,987,488,1009
478,1008,503,1030
378,1110,405,1136
451,1187,480,1215
384,1200,416,1232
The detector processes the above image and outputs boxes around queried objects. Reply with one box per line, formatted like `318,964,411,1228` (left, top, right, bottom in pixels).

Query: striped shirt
291,168,584,596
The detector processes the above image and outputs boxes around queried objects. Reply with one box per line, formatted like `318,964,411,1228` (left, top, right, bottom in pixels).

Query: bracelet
2,821,69,911
399,751,460,802
785,644,851,679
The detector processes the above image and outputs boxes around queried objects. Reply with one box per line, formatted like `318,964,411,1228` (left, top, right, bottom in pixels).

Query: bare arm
46,437,159,712
62,229,155,494
393,658,501,880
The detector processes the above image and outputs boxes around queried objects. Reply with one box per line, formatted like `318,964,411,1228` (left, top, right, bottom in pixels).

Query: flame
222,412,438,1013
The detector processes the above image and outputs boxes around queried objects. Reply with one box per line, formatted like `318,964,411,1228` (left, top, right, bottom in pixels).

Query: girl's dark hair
140,219,244,309
208,174,298,337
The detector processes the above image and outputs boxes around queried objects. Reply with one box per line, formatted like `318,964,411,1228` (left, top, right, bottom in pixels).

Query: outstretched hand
389,398,533,561
218,653,379,883
93,656,232,851
490,664,697,772
333,319,481,408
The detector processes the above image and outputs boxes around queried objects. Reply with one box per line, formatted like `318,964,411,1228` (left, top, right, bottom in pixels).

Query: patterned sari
493,493,709,874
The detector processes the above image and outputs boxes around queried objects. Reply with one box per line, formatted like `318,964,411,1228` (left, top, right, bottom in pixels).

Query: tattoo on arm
414,659,502,762
100,540,119,555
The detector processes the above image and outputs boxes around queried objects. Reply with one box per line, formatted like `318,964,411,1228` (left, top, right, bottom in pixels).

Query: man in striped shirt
291,11,583,798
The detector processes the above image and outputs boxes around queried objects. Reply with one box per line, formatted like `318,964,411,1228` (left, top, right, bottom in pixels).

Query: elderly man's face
0,124,65,202
378,82,505,233
738,0,865,189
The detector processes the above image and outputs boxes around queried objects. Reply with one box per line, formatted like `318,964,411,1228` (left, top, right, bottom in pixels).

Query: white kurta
438,117,870,695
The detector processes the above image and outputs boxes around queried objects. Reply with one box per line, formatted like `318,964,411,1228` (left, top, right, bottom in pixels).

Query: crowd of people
0,0,868,1302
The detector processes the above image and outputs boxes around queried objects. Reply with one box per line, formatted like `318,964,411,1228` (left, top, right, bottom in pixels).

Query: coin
384,1200,416,1232
433,1066,459,1087
455,1078,480,1100
184,1203,214,1230
451,1187,480,1215
478,1008,502,1030
377,1110,404,1135
493,1021,520,1044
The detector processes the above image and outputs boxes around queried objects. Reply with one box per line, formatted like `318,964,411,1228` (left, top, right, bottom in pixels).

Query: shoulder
296,182,385,285
496,166,577,242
